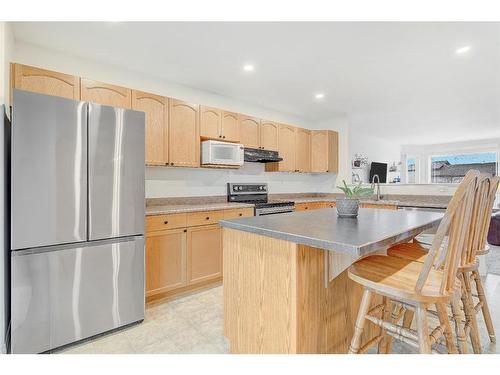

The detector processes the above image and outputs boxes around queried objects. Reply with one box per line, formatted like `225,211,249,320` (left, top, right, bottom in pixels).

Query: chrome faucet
371,174,381,201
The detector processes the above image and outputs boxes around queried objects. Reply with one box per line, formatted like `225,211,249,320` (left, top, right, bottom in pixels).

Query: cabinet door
221,111,240,142
272,124,296,172
200,105,222,140
132,90,168,166
12,63,80,100
239,115,260,149
80,78,132,109
311,130,328,173
295,128,311,172
187,224,222,285
145,228,187,296
168,99,200,167
260,120,279,151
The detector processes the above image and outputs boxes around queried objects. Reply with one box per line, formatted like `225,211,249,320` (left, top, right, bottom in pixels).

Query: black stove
227,183,295,216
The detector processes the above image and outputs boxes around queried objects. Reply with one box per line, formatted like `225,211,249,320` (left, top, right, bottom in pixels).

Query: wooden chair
347,170,479,354
387,174,499,353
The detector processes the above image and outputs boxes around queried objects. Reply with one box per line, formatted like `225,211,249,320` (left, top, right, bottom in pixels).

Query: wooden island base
223,228,382,354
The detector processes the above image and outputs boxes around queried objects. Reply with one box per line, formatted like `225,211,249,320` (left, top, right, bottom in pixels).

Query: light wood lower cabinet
145,228,187,297
11,63,80,100
187,224,222,285
145,208,253,301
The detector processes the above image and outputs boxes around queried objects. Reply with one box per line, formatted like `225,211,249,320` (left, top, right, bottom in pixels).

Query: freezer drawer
11,90,87,250
11,237,145,354
88,104,145,241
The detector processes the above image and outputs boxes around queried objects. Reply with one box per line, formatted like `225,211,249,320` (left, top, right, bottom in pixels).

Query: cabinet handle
206,217,210,220
305,207,308,210
164,221,169,225
170,162,174,166
239,213,242,216
183,229,187,233
223,136,226,139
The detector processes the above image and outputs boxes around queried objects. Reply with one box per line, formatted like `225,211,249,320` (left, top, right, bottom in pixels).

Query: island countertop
219,208,443,257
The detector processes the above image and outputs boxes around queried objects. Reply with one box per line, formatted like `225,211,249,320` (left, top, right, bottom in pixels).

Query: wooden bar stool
347,170,478,354
387,174,499,353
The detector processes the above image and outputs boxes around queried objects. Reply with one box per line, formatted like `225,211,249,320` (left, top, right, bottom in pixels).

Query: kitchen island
220,208,443,354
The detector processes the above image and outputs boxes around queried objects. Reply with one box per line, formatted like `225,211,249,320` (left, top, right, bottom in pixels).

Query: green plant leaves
336,180,374,197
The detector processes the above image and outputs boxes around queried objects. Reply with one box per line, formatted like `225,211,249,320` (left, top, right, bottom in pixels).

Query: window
430,152,498,183
406,157,416,184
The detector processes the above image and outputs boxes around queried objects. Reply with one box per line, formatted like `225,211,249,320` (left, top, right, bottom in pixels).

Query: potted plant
336,181,374,218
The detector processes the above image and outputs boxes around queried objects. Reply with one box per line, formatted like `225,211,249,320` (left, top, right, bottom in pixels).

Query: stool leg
377,297,391,354
436,303,458,354
460,272,482,353
450,297,468,354
472,270,496,343
402,309,415,329
415,303,431,354
349,289,372,354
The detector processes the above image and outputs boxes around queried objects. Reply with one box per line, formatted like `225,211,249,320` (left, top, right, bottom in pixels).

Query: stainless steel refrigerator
10,89,145,354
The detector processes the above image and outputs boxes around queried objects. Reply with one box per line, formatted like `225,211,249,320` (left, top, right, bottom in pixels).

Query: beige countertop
146,202,253,216
145,193,451,216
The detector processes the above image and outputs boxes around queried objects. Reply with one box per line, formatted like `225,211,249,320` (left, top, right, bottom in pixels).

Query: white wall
348,126,402,183
0,21,14,355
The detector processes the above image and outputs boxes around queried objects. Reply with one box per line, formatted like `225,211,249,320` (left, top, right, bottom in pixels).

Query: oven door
202,141,244,166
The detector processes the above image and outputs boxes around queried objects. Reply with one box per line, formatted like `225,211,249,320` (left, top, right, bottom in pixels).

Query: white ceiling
11,22,500,144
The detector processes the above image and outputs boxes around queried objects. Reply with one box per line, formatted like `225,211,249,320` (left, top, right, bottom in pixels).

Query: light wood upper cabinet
169,99,200,168
145,228,187,297
80,78,132,109
11,63,80,100
221,111,240,142
200,105,222,140
260,120,279,151
266,124,296,172
295,128,311,173
239,115,260,149
132,90,168,166
187,224,222,285
311,130,339,173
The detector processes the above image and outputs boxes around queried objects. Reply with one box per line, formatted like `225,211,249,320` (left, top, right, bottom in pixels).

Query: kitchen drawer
360,203,397,210
187,210,225,227
322,202,336,208
223,207,254,219
295,202,325,211
146,213,187,232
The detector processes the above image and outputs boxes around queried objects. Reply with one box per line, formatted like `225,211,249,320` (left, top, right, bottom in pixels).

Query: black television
369,162,387,183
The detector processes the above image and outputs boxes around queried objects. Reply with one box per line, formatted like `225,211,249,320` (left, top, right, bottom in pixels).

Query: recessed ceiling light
243,64,255,72
455,45,471,55
315,93,325,100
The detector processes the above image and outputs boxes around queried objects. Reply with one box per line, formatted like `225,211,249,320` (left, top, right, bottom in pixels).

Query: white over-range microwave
201,140,245,166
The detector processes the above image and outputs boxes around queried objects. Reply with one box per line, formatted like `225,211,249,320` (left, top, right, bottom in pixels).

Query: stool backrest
464,174,499,264
415,170,479,295
478,176,500,254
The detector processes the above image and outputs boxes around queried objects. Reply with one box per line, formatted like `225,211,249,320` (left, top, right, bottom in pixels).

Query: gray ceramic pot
336,197,359,218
